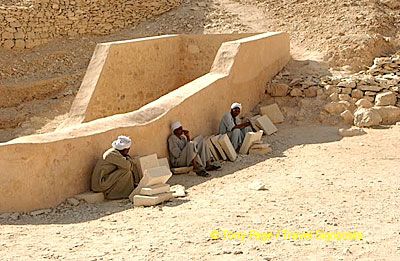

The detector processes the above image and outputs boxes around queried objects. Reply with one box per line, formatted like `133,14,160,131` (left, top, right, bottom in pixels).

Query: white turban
112,136,132,150
231,102,242,110
171,121,182,133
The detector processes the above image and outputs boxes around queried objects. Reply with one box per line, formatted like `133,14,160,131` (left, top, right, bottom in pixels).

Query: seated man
219,102,253,151
91,136,139,199
168,122,220,177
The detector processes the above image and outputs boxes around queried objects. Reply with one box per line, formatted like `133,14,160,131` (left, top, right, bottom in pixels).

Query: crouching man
168,122,220,177
91,136,139,199
219,102,252,151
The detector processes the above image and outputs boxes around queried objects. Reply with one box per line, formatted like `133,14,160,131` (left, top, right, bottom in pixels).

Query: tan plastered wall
63,34,254,125
0,32,290,213
0,0,182,49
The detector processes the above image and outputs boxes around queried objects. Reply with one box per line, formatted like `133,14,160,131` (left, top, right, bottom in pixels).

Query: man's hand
183,130,191,140
234,121,251,129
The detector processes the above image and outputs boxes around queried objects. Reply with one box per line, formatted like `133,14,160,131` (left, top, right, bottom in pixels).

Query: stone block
158,157,170,169
375,91,396,106
249,115,261,131
249,143,272,155
140,184,171,196
137,153,159,179
74,192,105,204
129,166,172,199
255,115,278,135
259,103,284,124
171,166,193,175
267,83,289,97
218,134,237,161
211,135,227,161
133,192,173,207
239,130,264,155
206,136,220,160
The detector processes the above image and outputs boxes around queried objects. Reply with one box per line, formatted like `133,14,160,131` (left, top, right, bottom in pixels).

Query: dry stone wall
0,0,182,49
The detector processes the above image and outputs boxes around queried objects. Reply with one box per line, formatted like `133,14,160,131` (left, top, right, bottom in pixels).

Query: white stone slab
140,184,171,196
239,130,264,155
158,157,170,169
249,143,272,155
206,136,220,161
137,154,159,179
129,166,172,200
256,115,278,135
133,192,173,207
211,135,227,161
171,166,194,175
249,115,262,131
259,103,284,123
218,134,237,161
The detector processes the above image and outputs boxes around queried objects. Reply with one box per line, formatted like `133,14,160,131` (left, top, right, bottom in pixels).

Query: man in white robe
168,122,220,177
219,102,253,151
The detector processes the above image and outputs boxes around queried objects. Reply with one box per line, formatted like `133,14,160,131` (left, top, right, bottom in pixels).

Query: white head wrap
171,121,182,133
112,136,132,150
231,102,242,110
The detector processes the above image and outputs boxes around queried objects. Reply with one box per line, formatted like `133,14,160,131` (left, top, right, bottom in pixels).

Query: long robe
91,148,138,199
219,112,253,150
168,134,211,169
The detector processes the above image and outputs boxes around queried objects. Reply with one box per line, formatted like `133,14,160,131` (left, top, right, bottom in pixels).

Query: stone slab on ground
259,103,285,123
158,158,170,169
133,192,173,207
171,166,194,175
218,134,237,161
74,192,105,204
129,166,172,199
338,127,367,137
211,134,227,161
170,185,186,197
249,115,262,131
239,130,264,155
137,154,159,179
205,136,220,160
249,143,272,155
255,115,278,135
140,184,171,196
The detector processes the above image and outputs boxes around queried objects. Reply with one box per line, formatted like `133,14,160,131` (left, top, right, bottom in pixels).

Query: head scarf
231,102,242,110
112,136,132,150
171,121,182,133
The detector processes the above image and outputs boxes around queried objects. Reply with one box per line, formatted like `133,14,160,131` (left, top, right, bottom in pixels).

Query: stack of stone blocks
129,154,173,207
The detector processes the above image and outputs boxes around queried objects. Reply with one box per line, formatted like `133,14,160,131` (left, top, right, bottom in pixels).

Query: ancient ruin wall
0,0,182,49
0,32,290,212
62,34,253,126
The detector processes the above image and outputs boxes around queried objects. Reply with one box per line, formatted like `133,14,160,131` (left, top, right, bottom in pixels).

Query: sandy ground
1,123,399,260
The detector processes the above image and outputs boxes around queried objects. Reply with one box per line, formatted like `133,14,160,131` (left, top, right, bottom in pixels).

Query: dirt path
1,124,399,260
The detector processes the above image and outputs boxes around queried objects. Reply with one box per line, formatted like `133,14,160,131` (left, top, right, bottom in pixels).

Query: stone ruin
0,32,291,213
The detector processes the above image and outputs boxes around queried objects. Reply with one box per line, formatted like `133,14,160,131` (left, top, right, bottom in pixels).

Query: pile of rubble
267,52,400,127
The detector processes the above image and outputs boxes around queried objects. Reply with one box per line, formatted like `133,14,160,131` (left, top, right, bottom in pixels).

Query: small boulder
340,110,354,124
338,127,366,137
372,106,400,125
375,91,397,106
355,99,373,108
353,108,382,127
290,88,303,97
304,86,318,97
351,89,364,99
324,102,347,115
267,83,289,97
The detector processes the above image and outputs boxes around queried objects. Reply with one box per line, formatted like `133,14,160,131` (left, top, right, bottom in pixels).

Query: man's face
120,148,130,157
174,126,183,136
231,108,241,117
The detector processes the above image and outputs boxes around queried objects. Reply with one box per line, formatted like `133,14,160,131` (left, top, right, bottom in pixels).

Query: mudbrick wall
0,0,182,49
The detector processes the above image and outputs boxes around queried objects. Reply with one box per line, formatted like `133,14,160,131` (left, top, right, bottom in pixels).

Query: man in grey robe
91,136,139,199
168,122,220,177
219,102,253,151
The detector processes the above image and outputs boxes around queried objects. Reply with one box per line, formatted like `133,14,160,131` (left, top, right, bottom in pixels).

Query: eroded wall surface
0,32,290,212
0,0,182,49
66,34,254,124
